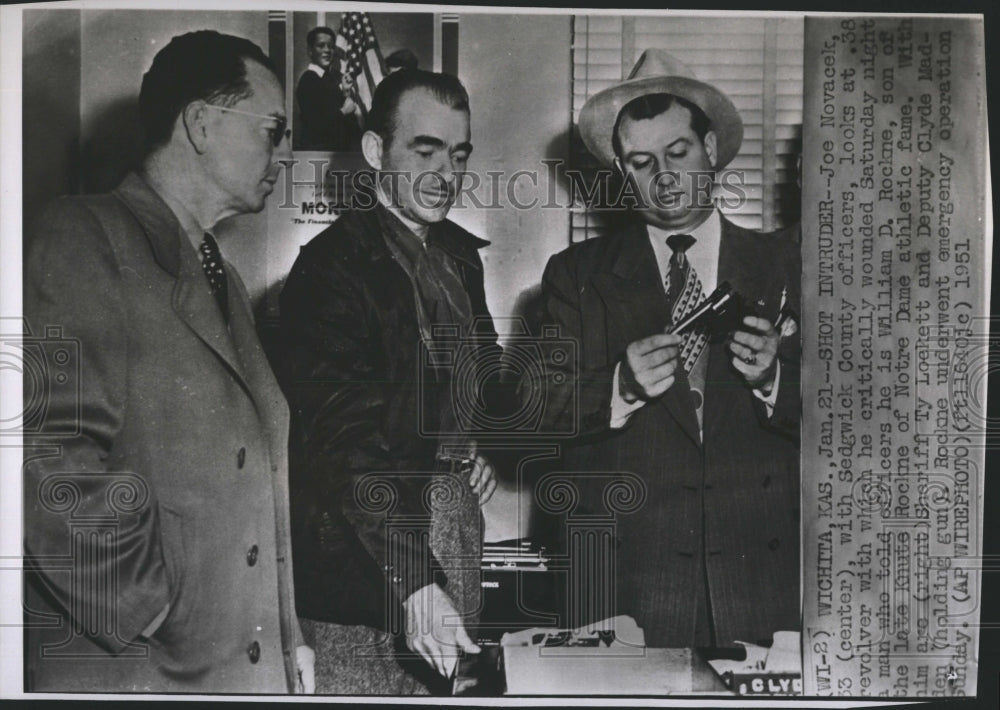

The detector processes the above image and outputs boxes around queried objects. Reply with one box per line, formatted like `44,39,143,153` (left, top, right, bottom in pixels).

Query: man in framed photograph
536,48,801,649
295,25,363,151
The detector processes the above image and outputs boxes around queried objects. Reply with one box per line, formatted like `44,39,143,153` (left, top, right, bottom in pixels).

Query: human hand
729,315,779,391
295,644,315,693
403,583,480,678
468,454,497,506
618,332,683,403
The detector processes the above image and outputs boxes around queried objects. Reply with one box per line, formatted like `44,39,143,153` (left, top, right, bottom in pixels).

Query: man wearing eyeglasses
23,30,312,693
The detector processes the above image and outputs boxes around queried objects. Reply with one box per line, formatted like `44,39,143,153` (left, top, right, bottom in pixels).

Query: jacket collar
348,202,490,271
114,171,189,277
112,171,257,402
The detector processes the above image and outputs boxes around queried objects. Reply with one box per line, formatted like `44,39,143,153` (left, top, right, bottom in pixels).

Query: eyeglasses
205,104,290,147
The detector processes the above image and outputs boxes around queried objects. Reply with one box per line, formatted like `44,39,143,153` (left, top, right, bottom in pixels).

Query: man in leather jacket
279,69,501,693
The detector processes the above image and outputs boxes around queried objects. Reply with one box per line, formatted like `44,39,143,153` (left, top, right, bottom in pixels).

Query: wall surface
455,13,572,331
22,10,80,227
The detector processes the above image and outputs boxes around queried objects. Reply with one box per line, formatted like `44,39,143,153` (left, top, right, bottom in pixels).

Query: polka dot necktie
199,233,229,321
664,233,708,374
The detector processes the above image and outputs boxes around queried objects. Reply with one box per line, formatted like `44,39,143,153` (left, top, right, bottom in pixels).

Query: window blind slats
574,33,625,50
633,17,766,34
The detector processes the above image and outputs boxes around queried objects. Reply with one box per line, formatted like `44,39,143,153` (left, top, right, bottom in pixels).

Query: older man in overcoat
22,31,312,692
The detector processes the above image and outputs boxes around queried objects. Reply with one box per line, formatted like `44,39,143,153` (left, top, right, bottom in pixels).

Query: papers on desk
500,616,728,695
501,614,645,650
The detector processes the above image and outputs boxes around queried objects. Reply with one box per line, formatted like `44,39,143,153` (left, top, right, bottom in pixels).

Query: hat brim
579,75,744,169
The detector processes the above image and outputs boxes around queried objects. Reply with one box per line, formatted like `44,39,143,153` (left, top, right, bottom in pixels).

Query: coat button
237,447,246,469
762,475,771,488
768,538,780,551
247,640,260,663
247,545,259,566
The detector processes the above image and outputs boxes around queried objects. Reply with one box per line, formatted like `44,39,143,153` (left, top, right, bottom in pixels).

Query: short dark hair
385,48,419,72
138,30,275,153
307,26,335,47
368,69,469,147
611,93,712,161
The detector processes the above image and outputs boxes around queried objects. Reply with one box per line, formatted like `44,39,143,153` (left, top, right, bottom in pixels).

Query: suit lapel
171,241,255,398
703,215,773,442
717,216,767,300
115,173,255,400
591,224,702,447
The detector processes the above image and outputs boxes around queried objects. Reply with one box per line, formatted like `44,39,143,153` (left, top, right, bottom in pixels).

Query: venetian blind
570,15,803,242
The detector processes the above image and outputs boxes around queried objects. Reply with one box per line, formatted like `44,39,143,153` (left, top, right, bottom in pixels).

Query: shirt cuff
752,360,781,417
610,361,646,429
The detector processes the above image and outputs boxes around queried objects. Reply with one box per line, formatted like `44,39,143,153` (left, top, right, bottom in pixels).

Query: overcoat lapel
115,173,256,404
226,269,288,444
591,224,702,447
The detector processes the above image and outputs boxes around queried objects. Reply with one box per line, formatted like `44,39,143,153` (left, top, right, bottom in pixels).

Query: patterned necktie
199,233,229,320
664,233,708,374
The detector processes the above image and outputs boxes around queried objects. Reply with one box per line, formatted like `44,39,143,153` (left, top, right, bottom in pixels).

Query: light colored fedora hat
579,48,744,168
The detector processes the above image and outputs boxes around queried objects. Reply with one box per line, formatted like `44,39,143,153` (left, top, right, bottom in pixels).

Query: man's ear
703,130,718,169
361,130,384,170
182,101,210,154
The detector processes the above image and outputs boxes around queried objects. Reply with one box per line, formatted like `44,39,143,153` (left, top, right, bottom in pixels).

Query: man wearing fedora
536,49,800,648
